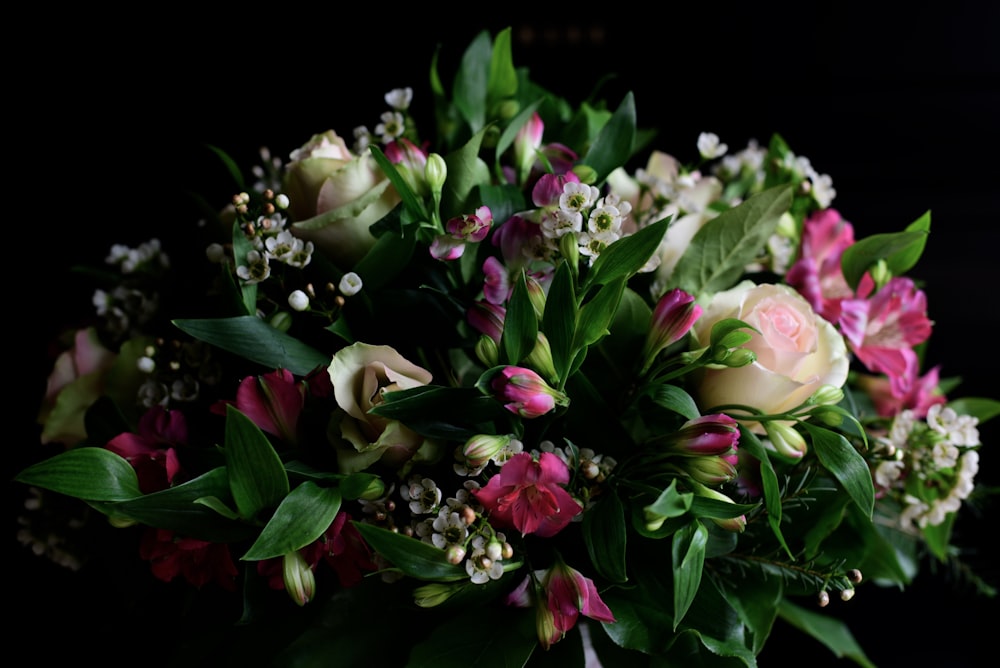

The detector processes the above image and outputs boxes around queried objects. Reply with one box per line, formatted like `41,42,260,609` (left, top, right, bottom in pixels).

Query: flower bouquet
17,27,998,667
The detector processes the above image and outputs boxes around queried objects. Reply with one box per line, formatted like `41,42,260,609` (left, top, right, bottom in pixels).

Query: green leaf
669,184,793,297
242,482,342,561
583,217,670,293
713,571,782,655
804,423,875,519
736,427,791,557
172,316,330,376
645,478,694,521
352,222,417,291
15,447,141,501
841,228,929,291
407,604,537,668
581,92,637,184
353,522,467,581
645,384,701,421
89,468,256,542
225,405,290,522
583,489,628,583
672,520,708,629
777,598,875,668
486,27,517,103
541,262,576,382
368,144,427,221
501,271,539,365
442,127,492,218
368,385,512,440
948,396,1000,423
231,219,257,315
452,29,492,134
573,277,626,349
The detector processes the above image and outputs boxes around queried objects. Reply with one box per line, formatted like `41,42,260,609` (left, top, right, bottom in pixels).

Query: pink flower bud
490,366,569,419
640,288,702,373
659,414,740,456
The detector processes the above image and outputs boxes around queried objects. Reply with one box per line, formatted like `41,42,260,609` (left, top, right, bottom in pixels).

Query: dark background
11,5,999,666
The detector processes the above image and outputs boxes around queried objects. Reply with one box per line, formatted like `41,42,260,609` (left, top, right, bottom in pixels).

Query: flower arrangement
16,27,998,667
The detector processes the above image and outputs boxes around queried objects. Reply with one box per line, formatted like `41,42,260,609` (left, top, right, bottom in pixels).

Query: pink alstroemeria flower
506,557,615,650
467,300,507,344
855,364,946,419
105,405,187,493
430,206,494,260
785,208,856,323
490,366,568,419
139,527,238,591
212,368,306,445
838,275,933,398
473,451,582,537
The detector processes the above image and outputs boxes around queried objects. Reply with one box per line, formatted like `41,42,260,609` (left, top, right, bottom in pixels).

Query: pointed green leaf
224,405,290,521
583,217,670,292
231,220,258,315
804,422,874,519
368,144,427,221
353,521,467,581
15,448,141,501
486,26,517,101
574,277,626,349
242,482,342,561
777,598,875,668
452,29,492,133
645,478,694,520
948,396,1000,422
89,468,256,542
841,228,929,291
541,262,576,382
581,92,637,184
645,384,701,421
501,271,538,365
442,128,492,218
172,315,329,376
583,489,628,583
670,184,793,296
672,520,708,629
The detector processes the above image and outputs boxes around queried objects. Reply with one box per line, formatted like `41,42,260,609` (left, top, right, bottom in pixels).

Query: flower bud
488,366,569,419
446,545,467,565
689,480,746,532
809,384,845,407
288,289,310,312
720,348,756,368
475,334,499,368
679,455,738,486
657,414,740,456
413,581,463,608
358,477,387,500
425,152,447,194
283,550,316,606
766,422,807,459
640,288,703,373
571,164,599,185
269,311,293,332
463,433,514,467
525,332,559,384
524,274,547,319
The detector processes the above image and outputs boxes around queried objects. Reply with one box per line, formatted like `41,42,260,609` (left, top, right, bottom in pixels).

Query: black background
10,5,999,666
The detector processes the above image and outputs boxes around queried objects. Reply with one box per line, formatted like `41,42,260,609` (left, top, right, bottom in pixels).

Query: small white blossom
339,272,363,296
465,534,505,584
288,290,310,312
237,250,270,284
375,111,406,143
431,510,469,550
697,132,728,160
385,87,413,111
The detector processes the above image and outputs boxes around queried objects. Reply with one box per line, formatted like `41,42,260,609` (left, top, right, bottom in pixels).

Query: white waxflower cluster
874,405,981,531
235,212,315,285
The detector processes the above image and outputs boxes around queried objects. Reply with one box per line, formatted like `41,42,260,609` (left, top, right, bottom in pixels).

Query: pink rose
690,281,850,431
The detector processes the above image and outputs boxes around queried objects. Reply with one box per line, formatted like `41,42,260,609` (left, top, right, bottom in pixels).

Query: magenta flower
467,300,507,343
105,405,187,493
490,366,569,419
506,556,615,650
212,368,306,445
482,255,511,305
640,287,703,373
139,527,238,591
531,172,579,209
430,205,493,260
838,275,933,398
855,364,946,419
785,208,856,323
473,452,582,537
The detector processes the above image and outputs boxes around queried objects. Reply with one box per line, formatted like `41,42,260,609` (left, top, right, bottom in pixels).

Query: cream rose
690,281,849,430
328,342,436,472
284,130,401,269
